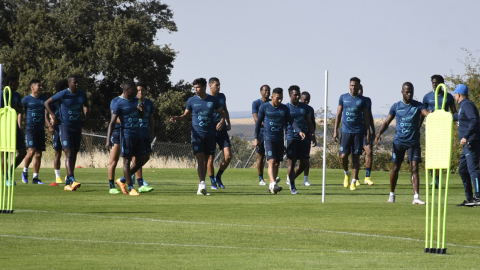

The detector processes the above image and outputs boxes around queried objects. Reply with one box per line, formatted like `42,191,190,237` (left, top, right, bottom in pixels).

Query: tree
0,0,189,120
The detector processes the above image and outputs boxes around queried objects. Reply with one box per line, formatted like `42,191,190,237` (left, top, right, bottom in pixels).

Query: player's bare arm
376,114,394,144
333,105,343,142
169,109,191,123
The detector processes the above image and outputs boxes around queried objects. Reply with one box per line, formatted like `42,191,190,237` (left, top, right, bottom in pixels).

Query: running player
252,85,271,185
106,92,123,194
254,87,305,194
376,82,429,204
170,78,225,195
45,79,69,184
45,75,89,191
285,86,316,194
132,82,154,192
333,77,371,190
206,77,232,189
357,84,375,186
422,75,457,188
21,79,48,184
106,81,147,196
0,75,27,185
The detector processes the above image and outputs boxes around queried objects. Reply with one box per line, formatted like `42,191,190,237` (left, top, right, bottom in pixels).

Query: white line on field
15,209,480,250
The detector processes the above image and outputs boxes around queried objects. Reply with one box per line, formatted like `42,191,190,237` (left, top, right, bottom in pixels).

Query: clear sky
156,0,479,115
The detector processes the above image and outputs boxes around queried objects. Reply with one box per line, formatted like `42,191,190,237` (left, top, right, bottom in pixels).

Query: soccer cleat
71,181,81,191
22,172,28,184
259,180,266,186
216,178,225,189
457,199,474,207
109,188,121,194
412,198,426,205
211,182,218,190
465,198,480,206
64,185,73,191
5,180,16,186
129,188,140,196
32,178,44,184
197,183,209,195
275,177,281,184
364,177,374,186
286,178,290,186
473,197,480,206
116,179,128,195
387,194,395,203
56,177,63,184
349,183,356,191
303,181,310,186
430,181,439,189
343,174,350,188
291,188,298,194
356,180,360,186
269,184,283,194
138,185,154,193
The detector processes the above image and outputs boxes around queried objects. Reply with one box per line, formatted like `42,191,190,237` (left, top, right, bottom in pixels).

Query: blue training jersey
51,89,88,130
252,98,271,130
0,90,22,109
388,100,425,146
22,94,48,130
139,98,154,138
359,95,372,135
256,102,292,142
454,99,480,141
110,96,122,132
210,93,227,131
422,91,455,112
286,102,310,141
111,96,142,139
338,93,367,133
186,95,221,138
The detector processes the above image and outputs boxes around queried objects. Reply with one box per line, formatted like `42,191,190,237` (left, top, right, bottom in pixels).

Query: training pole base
0,210,14,214
424,248,447,254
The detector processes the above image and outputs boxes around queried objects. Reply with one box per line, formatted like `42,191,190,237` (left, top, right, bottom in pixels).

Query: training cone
49,183,59,186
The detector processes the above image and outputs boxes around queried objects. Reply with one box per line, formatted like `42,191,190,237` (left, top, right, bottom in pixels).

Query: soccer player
252,85,271,185
170,78,225,195
206,77,232,189
285,86,316,194
45,75,89,191
0,75,27,185
106,81,147,196
106,92,123,194
452,84,480,206
423,75,457,188
21,79,48,184
375,82,429,204
254,87,305,194
333,77,371,191
45,79,69,184
132,82,154,192
357,84,375,186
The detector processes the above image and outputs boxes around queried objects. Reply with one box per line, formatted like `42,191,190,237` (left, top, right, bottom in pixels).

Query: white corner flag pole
322,70,328,204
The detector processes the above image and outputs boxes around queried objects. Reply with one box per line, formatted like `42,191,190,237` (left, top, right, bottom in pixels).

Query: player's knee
340,154,348,161
35,151,42,158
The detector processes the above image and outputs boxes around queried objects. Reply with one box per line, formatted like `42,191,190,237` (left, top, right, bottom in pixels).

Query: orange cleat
116,179,128,195
71,181,81,191
64,185,73,191
129,189,140,196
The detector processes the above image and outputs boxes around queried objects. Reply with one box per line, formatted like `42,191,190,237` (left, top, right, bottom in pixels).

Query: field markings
14,209,480,250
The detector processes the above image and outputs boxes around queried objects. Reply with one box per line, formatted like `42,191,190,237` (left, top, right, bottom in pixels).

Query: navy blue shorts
25,129,46,151
110,130,120,145
52,125,62,151
363,134,373,148
59,125,82,152
265,140,284,161
391,143,422,163
192,135,216,155
121,137,146,157
340,133,363,155
143,137,152,153
256,130,265,154
286,140,311,160
16,126,26,150
215,130,231,149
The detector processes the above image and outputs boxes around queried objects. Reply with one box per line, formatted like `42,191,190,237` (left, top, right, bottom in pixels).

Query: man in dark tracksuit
453,84,480,206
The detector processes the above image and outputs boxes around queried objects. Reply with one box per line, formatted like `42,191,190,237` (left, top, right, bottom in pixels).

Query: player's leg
60,125,79,190
349,133,364,190
256,134,266,185
339,133,352,188
108,134,121,194
388,143,405,203
30,130,46,184
408,145,425,204
464,143,480,205
215,132,231,188
363,137,374,186
117,138,146,195
457,149,473,206
22,147,35,184
135,137,153,190
206,151,217,189
15,128,27,170
287,155,298,194
268,141,283,194
53,127,63,183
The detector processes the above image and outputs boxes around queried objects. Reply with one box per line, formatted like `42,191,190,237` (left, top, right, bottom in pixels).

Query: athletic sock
54,169,61,178
414,194,419,199
304,176,308,182
287,175,290,181
128,184,134,191
259,174,264,181
109,179,115,189
66,174,74,185
216,169,224,180
344,170,350,175
120,176,126,183
351,179,357,184
365,168,371,177
33,173,38,179
209,175,215,185
23,167,28,173
390,192,395,196
269,182,275,190
137,178,144,187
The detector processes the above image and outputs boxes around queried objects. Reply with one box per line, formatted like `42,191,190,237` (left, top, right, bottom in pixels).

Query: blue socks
128,184,133,191
137,178,144,187
259,174,264,181
109,179,115,189
66,174,74,185
209,175,216,186
120,176,126,183
366,168,371,177
216,170,224,180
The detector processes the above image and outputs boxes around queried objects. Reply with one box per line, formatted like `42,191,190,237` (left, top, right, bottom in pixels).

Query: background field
1,168,479,269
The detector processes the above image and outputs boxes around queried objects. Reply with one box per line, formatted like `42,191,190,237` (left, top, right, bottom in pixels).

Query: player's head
29,79,42,94
136,81,147,100
260,85,270,99
192,78,207,96
358,84,363,96
271,87,283,106
453,84,468,103
300,91,310,104
288,85,300,104
67,75,80,92
430,74,444,91
4,75,19,91
401,82,414,103
55,79,69,93
123,80,137,99
209,77,220,95
349,77,361,96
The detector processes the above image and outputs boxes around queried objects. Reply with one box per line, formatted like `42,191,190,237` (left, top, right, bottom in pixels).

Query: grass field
1,168,479,269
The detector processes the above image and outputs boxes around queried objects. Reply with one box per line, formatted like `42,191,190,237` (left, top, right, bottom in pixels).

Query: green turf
1,168,479,269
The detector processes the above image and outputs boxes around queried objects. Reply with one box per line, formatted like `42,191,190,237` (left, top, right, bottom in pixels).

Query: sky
156,0,480,116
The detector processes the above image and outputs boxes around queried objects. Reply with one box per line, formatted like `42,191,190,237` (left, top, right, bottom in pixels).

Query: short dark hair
260,85,270,91
208,77,219,85
29,79,41,88
4,75,18,86
403,82,414,90
430,74,444,83
123,80,136,90
359,83,363,89
288,85,300,94
55,79,69,92
192,78,207,87
67,74,79,81
350,77,361,83
272,87,283,95
301,91,310,99
136,82,147,89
